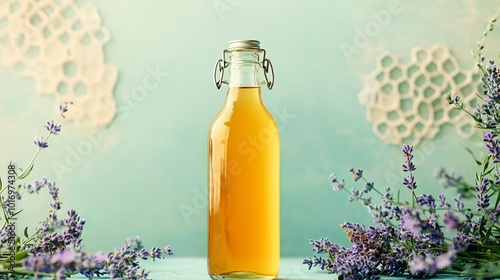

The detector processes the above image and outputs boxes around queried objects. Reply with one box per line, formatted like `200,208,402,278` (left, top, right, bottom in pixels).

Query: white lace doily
0,0,116,129
358,44,480,146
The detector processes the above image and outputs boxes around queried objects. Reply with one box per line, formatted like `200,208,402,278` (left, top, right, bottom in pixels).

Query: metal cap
227,40,260,51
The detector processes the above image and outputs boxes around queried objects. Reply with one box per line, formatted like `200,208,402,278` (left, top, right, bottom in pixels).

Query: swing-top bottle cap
214,40,274,90
227,40,260,51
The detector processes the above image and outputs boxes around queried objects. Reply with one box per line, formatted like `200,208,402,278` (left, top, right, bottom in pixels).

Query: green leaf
17,164,34,180
9,209,22,218
483,156,490,172
482,167,495,177
464,146,482,165
0,176,2,192
494,189,500,210
15,250,27,261
485,226,493,241
23,227,28,239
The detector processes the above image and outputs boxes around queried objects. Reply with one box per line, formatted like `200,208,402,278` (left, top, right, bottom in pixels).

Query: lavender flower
138,248,149,260
125,235,144,251
435,167,445,178
59,103,68,115
329,172,337,183
34,136,49,148
310,144,460,278
409,252,453,275
435,168,463,188
45,121,62,135
303,258,314,270
101,241,170,279
59,101,72,118
483,131,500,163
308,225,404,279
149,246,162,260
402,145,417,192
163,245,173,255
348,188,360,202
308,18,500,280
475,178,490,211
416,194,436,212
382,187,392,202
363,182,374,193
361,196,372,206
402,144,416,172
23,249,102,279
0,102,174,279
23,183,35,194
51,249,76,264
17,178,61,213
349,168,363,182
443,211,459,230
401,211,421,237
403,175,416,190
402,159,416,172
453,194,464,211
332,178,345,191
437,194,450,209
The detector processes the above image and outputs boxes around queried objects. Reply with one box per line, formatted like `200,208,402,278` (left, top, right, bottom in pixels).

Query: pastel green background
0,0,497,257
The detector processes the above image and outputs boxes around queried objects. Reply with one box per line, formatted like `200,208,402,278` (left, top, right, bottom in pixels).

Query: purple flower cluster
402,144,417,190
101,243,169,279
24,213,172,280
19,186,173,280
473,60,500,127
45,121,61,135
59,101,72,118
329,173,345,191
306,144,496,279
32,102,70,149
29,209,85,256
34,136,49,149
434,168,473,198
23,243,173,280
309,19,500,279
0,102,173,279
483,131,500,163
23,249,106,280
409,252,454,276
349,168,363,182
475,177,490,211
435,167,462,188
304,223,407,280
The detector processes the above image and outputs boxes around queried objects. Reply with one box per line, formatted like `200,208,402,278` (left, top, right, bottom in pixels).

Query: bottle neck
228,50,261,88
225,86,263,108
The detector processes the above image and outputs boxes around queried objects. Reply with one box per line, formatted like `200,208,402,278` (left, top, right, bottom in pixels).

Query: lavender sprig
309,11,500,279
307,144,480,278
0,102,174,279
402,144,418,207
17,102,72,180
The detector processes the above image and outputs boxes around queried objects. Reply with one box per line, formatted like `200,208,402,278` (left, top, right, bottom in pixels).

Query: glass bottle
208,40,279,279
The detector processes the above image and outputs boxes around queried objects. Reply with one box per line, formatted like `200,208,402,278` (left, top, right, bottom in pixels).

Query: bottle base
209,271,277,280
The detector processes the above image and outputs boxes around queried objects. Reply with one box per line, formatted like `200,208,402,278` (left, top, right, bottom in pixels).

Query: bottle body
208,86,280,279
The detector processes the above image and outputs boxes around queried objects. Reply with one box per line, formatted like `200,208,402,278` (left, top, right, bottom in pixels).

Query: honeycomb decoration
358,44,481,146
0,0,117,130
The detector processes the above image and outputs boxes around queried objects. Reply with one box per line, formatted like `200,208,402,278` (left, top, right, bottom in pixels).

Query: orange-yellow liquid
208,87,280,279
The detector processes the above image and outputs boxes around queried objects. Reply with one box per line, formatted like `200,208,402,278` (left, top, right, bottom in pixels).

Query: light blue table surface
68,257,463,280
